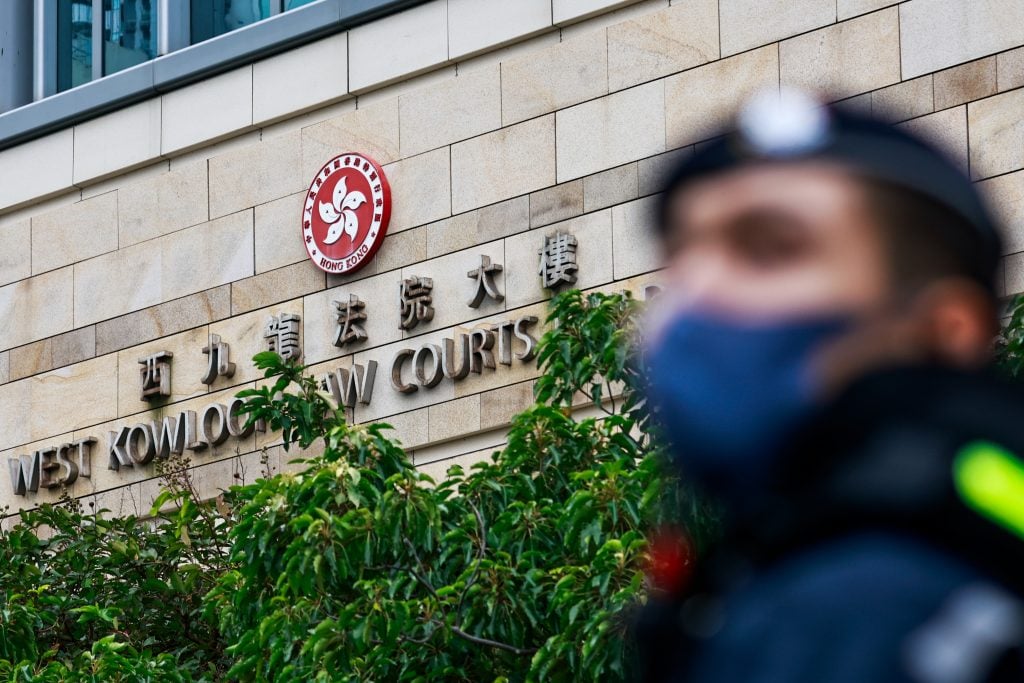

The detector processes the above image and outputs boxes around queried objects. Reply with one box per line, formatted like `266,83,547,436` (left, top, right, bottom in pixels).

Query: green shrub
0,290,707,682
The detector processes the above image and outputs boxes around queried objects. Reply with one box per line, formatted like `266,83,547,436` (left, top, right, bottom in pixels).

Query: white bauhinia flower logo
319,175,368,245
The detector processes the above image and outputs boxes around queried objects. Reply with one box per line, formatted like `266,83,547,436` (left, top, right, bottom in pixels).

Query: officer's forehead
666,161,871,234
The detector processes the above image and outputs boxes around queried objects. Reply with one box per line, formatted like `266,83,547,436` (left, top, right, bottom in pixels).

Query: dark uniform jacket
639,365,1024,683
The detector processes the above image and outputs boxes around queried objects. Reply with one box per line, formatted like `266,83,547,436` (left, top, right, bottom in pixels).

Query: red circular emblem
302,153,391,274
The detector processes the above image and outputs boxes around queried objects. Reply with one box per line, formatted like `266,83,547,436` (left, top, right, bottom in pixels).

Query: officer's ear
912,277,1000,369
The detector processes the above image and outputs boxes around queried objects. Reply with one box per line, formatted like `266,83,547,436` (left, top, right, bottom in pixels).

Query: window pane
103,0,158,76
285,0,321,9
191,0,272,45
57,0,93,92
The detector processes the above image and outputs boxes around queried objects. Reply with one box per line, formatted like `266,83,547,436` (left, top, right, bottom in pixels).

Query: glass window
57,0,93,92
103,0,158,76
284,0,321,8
190,0,272,45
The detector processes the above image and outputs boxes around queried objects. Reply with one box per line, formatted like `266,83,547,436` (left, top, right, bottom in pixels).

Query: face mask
644,310,850,494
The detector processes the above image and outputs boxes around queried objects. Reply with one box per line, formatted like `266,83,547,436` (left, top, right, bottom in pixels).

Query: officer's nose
665,248,734,315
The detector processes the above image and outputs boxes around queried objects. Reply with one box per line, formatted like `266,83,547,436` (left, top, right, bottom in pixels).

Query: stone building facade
1,0,1023,520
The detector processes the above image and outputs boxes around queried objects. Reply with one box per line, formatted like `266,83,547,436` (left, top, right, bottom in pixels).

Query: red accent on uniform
646,527,695,596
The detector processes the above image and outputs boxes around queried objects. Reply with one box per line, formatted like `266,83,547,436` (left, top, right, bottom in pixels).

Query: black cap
658,89,1003,294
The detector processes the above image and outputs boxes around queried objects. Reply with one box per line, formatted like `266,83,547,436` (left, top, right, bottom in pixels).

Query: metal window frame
157,0,189,55
91,0,102,81
34,0,102,97
33,0,57,100
9,0,424,152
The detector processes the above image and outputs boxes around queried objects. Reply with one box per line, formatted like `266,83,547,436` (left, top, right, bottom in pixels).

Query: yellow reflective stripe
954,440,1024,540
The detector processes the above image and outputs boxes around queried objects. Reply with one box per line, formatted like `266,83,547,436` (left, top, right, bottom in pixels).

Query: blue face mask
644,311,850,494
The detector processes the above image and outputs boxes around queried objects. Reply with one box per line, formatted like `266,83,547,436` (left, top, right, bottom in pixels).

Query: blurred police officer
639,89,1024,683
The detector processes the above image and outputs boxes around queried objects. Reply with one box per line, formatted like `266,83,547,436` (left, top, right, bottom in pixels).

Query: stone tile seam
0,269,656,454
0,446,265,518
0,1,983,216
344,12,1018,169
837,0,904,22
722,2,889,61
16,194,233,287
59,42,812,221
0,157,669,363
0,5,758,201
961,102,973,181
27,193,120,280
88,58,1024,239
7,76,1024,358
896,0,903,83
0,424,510,520
411,435,508,468
6,326,99,382
21,56,1016,296
114,349,120,421
1,377,617,517
0,361,539,471
0,285,229,376
425,393,482,445
716,0,723,61
0,3,1000,216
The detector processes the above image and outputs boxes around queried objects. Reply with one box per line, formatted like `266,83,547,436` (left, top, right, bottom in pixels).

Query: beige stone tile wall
897,107,969,172
3,0,1024,518
780,8,900,100
253,34,348,126
871,76,934,123
556,80,665,182
31,190,119,275
400,64,502,157
0,217,32,287
448,0,553,60
665,45,780,149
899,0,1024,79
720,0,835,57
968,88,1024,180
208,131,304,220
9,327,95,381
500,30,608,126
72,100,162,186
118,161,209,249
385,147,454,230
606,0,718,91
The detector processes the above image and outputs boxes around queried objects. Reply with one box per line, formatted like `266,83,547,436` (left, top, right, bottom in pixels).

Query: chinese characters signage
6,153,606,498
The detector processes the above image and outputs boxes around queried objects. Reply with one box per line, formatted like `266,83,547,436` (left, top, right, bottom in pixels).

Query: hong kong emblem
302,152,392,274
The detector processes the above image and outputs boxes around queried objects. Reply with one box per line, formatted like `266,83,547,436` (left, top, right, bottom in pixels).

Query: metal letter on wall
466,255,504,308
514,316,539,361
322,361,378,408
538,231,579,289
73,438,94,479
391,349,417,393
264,313,302,361
8,452,41,495
399,277,434,330
333,294,368,347
38,446,59,489
201,334,236,385
138,351,173,401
